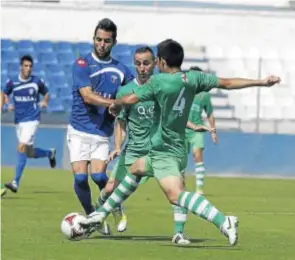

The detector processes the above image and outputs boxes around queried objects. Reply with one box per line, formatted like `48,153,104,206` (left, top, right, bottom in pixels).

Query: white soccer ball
61,212,88,241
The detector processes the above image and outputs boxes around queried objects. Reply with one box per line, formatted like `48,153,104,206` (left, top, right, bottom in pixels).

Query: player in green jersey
80,39,281,246
98,46,190,244
186,66,218,195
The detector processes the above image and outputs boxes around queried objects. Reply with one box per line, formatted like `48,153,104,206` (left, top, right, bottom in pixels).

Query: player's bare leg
158,176,239,246
193,148,205,195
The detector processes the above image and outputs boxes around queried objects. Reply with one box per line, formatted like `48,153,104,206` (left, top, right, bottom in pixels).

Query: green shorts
143,151,187,180
187,132,204,152
110,152,150,184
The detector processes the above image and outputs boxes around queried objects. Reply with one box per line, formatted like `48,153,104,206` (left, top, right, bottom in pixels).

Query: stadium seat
58,53,76,66
63,65,73,77
75,42,92,57
1,39,14,52
39,53,58,65
17,40,35,52
46,99,64,113
35,40,54,53
46,64,65,77
55,41,74,54
48,75,68,88
112,44,132,56
7,62,20,74
18,50,39,63
2,52,19,64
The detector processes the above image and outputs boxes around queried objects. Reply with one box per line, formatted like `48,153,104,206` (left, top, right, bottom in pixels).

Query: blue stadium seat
112,44,132,56
46,99,64,113
46,64,65,77
63,64,72,77
17,40,35,52
32,63,46,78
58,53,76,66
115,54,133,66
1,39,14,52
48,75,68,88
58,86,72,97
2,52,19,64
55,41,73,54
7,62,20,73
75,42,92,57
35,40,54,53
1,78,8,90
127,66,136,76
62,97,73,113
39,53,58,65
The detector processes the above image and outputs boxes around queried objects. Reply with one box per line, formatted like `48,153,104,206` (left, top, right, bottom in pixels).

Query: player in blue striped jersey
1,55,56,194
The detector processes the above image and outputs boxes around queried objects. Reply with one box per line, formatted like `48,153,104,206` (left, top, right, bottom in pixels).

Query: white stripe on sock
125,175,138,187
196,173,204,179
196,199,209,215
208,207,218,221
188,194,200,211
117,184,132,195
174,212,187,222
110,193,121,203
195,167,205,172
103,201,113,212
180,192,189,207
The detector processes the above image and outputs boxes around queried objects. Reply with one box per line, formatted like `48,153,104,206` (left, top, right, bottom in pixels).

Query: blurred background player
67,18,134,234
1,55,56,193
100,46,190,244
186,66,218,195
81,39,281,246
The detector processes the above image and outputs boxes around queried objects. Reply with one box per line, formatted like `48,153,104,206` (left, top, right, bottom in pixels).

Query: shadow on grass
88,235,210,244
160,244,241,250
32,191,64,194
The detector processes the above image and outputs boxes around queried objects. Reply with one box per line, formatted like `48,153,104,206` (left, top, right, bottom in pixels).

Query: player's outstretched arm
218,75,281,90
79,87,114,107
109,94,139,116
187,121,215,132
108,119,126,162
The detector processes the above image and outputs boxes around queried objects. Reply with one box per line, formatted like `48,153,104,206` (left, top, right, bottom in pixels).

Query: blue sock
91,172,108,190
14,151,27,186
74,173,94,215
33,147,51,158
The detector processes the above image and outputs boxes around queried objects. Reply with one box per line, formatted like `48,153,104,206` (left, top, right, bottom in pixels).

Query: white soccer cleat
98,221,111,236
112,206,127,232
79,211,105,229
172,233,191,245
221,216,239,246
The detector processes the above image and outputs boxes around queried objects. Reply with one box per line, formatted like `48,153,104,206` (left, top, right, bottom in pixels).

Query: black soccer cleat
49,148,56,168
5,182,18,193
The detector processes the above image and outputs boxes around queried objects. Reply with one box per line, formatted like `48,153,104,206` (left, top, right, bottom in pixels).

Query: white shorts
16,120,39,145
66,125,110,163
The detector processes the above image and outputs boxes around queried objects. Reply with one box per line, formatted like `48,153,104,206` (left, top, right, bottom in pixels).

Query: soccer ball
61,212,88,241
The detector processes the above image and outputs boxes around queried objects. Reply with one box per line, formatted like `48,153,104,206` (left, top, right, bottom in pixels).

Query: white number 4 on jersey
172,88,186,116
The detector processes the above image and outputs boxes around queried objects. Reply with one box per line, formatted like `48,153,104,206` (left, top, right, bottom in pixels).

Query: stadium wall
2,4,295,49
1,125,294,177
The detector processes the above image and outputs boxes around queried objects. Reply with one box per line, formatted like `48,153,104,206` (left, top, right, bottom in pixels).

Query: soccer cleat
98,221,111,236
1,187,7,197
221,216,239,246
49,148,56,168
172,233,191,245
5,181,18,193
79,211,105,230
112,205,127,232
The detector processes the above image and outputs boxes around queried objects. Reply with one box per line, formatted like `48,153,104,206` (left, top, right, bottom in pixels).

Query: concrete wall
2,125,294,177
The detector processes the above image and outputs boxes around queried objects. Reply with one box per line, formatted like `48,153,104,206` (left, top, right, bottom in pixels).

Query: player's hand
107,148,121,162
261,76,281,87
198,125,215,132
7,104,14,111
39,101,48,108
211,132,218,144
109,103,122,116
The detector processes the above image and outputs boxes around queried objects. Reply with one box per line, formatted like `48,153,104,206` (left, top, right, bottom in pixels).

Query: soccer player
186,66,218,195
79,39,280,245
67,18,134,233
1,184,7,197
100,46,190,244
1,55,56,193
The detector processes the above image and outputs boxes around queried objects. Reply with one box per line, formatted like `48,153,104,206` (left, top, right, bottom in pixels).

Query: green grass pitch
1,168,295,260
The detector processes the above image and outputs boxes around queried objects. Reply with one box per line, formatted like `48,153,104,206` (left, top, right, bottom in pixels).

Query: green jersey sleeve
189,71,219,93
133,77,157,102
116,85,132,121
203,93,213,117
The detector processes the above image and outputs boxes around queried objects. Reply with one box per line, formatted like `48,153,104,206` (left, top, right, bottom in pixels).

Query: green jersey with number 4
185,92,213,139
116,79,154,156
133,71,219,158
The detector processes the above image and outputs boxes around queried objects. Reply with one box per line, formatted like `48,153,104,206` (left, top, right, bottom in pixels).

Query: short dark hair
94,18,117,40
134,46,155,59
20,55,33,65
189,66,203,72
157,39,184,68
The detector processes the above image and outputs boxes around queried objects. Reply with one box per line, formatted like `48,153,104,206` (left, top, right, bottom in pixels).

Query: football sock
173,205,188,234
33,147,51,158
91,172,108,190
13,151,27,186
195,162,205,190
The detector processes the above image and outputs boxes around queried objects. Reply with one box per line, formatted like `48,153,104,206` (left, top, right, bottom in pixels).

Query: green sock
97,173,140,217
195,162,205,190
172,205,188,234
177,191,226,229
